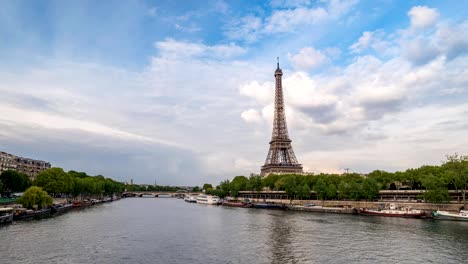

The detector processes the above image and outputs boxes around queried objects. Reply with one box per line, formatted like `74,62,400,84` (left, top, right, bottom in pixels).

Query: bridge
122,191,202,198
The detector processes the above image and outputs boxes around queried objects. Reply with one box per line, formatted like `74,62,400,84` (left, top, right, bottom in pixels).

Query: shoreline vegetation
1,168,125,209
204,154,468,208
1,153,467,217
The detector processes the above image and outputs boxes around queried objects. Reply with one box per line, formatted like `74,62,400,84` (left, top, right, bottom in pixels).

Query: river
1,198,467,264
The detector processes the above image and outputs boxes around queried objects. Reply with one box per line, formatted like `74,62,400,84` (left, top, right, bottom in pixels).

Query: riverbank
228,196,465,212
0,196,123,225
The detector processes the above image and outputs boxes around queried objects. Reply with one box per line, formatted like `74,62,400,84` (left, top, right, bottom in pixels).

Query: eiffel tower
260,59,303,176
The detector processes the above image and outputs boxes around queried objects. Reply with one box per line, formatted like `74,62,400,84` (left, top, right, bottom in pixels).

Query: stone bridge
122,191,202,198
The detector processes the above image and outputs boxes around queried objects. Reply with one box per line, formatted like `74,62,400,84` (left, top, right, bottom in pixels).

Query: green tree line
207,154,468,205
1,167,125,198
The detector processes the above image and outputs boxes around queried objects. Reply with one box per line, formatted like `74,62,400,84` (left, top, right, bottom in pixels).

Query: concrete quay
235,197,465,212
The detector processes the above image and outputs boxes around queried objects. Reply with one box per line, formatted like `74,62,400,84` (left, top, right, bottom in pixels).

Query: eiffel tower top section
271,57,290,142
261,58,303,176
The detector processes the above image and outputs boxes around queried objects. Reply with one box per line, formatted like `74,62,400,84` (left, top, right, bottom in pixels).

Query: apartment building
0,151,51,180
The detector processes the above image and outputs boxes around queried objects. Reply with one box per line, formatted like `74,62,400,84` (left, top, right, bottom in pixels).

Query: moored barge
0,207,14,224
358,203,426,218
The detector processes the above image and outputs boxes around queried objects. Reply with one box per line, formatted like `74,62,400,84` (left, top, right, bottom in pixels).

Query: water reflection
268,211,296,264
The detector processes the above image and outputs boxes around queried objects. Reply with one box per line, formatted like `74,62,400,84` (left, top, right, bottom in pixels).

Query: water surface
1,198,467,264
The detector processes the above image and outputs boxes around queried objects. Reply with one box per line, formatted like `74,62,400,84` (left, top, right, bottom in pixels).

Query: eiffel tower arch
260,59,303,176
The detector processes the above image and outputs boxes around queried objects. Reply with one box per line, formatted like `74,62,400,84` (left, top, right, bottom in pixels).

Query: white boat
184,195,197,203
196,195,220,205
141,194,155,198
432,210,468,221
0,207,14,224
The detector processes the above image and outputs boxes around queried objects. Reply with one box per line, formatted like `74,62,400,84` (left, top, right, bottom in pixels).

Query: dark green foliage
422,174,450,203
0,170,31,193
313,178,328,200
34,168,73,195
247,175,263,192
326,183,337,199
443,154,468,206
361,178,380,200
296,184,311,199
202,183,213,191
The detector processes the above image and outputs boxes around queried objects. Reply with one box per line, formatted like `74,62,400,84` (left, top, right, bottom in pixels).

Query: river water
1,198,467,264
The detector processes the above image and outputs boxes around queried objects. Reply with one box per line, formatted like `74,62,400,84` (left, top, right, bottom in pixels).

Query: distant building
0,151,51,180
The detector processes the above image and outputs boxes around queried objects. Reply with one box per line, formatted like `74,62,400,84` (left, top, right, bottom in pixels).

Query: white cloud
239,81,274,104
349,30,393,55
270,0,311,8
224,15,263,43
349,31,373,53
327,0,358,18
155,39,246,59
401,37,439,65
225,0,358,42
435,21,468,59
174,23,201,33
241,109,262,123
408,6,439,30
264,7,329,33
289,47,330,70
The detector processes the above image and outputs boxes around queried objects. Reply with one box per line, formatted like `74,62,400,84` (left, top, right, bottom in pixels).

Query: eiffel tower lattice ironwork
260,59,303,176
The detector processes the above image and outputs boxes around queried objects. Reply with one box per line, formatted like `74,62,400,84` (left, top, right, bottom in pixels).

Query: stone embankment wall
231,197,464,212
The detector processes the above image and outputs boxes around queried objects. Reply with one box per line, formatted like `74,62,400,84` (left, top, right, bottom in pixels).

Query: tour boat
184,195,197,203
252,202,287,210
0,207,14,224
195,195,221,205
358,203,426,218
432,210,468,221
222,200,253,208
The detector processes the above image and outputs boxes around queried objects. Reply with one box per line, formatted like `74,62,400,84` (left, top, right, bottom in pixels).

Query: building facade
0,151,51,180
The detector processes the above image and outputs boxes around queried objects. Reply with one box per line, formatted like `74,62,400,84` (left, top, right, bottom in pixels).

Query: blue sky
1,0,467,185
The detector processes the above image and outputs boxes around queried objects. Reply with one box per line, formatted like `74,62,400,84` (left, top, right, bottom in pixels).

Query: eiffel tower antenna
260,59,303,176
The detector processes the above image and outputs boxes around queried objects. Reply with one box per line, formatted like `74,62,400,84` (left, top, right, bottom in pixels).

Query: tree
247,175,263,192
443,154,468,207
275,175,297,203
227,176,248,197
297,184,311,200
202,183,213,192
361,178,380,200
422,174,450,203
16,186,53,209
314,178,328,200
338,181,349,200
0,170,31,193
348,181,361,200
263,174,282,190
326,184,337,200
192,186,200,192
34,168,74,195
